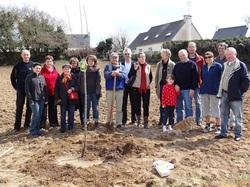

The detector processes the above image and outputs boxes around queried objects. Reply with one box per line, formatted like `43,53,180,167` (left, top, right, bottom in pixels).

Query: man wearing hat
25,63,48,136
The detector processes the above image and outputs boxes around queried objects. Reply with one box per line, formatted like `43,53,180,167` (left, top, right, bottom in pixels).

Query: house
212,25,250,40
129,15,202,54
66,34,90,49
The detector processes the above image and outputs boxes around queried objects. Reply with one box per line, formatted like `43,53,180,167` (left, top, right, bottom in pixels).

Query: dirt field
0,62,250,187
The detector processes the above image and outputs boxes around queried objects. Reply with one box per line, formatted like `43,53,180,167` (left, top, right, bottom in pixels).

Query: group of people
10,41,250,141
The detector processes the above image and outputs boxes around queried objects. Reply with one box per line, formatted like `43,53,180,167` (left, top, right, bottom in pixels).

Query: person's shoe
162,125,167,132
215,127,221,134
196,122,201,126
116,124,122,129
234,137,241,141
203,123,211,133
168,125,173,131
94,121,99,129
60,128,66,133
215,134,227,139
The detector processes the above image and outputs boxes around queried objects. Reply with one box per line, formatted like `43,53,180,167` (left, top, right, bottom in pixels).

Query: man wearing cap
10,50,33,131
25,63,47,136
104,52,126,128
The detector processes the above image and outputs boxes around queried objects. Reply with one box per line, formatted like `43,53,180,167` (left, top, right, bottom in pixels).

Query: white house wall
173,23,202,41
133,43,163,54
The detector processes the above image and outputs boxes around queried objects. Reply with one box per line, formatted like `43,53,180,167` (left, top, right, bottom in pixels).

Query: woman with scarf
128,52,153,128
55,64,79,133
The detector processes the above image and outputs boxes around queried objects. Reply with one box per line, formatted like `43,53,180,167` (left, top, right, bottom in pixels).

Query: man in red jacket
187,41,205,126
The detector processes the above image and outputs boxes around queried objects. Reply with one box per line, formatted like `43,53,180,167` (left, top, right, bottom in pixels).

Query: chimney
184,15,192,23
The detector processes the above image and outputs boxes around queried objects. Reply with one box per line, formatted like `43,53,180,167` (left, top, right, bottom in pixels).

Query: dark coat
55,73,79,106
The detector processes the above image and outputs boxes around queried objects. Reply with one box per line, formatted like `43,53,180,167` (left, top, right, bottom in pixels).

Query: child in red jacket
161,74,180,132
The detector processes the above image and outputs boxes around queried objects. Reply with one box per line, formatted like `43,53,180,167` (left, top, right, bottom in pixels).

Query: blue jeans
194,88,202,123
176,89,193,122
87,94,99,121
220,92,243,138
29,101,44,135
60,104,75,130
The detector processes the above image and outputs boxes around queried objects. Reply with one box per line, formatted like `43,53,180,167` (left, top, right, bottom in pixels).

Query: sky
1,0,250,47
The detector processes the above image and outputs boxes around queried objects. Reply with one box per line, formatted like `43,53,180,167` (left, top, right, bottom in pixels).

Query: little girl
161,74,179,132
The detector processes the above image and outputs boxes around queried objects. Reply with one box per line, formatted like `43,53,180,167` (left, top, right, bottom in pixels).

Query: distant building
212,25,250,40
129,15,202,54
66,34,90,49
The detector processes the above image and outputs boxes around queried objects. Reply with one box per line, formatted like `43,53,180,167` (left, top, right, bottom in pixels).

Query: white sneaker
168,125,173,131
162,126,167,132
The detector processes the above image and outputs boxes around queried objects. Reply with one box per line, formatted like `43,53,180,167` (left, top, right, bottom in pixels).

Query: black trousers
14,91,31,130
161,106,175,126
41,95,58,127
132,88,150,117
122,84,136,124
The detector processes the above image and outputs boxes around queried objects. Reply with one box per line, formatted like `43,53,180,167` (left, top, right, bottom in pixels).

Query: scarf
139,63,147,93
62,73,72,85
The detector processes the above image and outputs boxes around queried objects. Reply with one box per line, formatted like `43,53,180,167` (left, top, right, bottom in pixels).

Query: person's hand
189,89,194,98
67,89,73,94
162,105,166,108
175,85,180,92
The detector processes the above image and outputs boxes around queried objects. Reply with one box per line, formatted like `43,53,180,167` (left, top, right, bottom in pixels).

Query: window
143,36,149,40
139,49,143,52
148,47,152,52
155,34,159,38
165,32,172,37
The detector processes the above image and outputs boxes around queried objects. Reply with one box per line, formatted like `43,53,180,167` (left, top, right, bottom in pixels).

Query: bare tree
243,16,250,27
111,31,129,52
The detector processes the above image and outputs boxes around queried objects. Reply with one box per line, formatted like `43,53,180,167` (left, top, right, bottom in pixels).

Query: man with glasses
215,47,250,141
121,48,136,126
187,41,205,126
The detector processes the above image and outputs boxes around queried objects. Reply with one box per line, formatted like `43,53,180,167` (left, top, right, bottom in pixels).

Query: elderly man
121,48,136,126
155,48,175,126
215,47,250,141
173,49,198,122
10,50,33,131
187,42,205,126
104,52,126,128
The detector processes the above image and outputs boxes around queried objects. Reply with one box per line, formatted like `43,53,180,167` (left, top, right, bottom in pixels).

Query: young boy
161,74,179,132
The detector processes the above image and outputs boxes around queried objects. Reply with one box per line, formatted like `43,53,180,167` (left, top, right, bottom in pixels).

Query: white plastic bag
153,160,174,177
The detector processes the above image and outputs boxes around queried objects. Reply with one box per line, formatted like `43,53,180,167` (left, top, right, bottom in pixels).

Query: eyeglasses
124,53,130,56
204,56,213,59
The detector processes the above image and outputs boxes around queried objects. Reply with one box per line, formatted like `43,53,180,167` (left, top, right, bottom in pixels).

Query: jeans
29,101,44,135
194,88,202,123
60,104,75,131
87,94,99,121
220,92,243,138
122,84,136,124
161,106,175,126
176,89,193,122
14,91,32,130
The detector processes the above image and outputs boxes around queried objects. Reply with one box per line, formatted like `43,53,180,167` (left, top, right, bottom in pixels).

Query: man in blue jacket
10,50,33,131
215,47,250,141
104,52,126,129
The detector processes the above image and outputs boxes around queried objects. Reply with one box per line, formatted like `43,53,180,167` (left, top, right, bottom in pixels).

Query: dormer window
155,34,159,38
143,36,149,40
165,32,172,37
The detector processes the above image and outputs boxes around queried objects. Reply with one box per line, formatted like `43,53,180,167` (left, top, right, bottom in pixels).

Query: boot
135,115,141,127
144,116,149,129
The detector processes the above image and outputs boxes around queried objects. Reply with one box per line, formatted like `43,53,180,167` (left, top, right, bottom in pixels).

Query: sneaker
162,126,167,132
168,125,173,131
215,127,221,134
234,137,241,141
94,121,99,128
215,134,227,139
203,123,211,133
196,122,202,126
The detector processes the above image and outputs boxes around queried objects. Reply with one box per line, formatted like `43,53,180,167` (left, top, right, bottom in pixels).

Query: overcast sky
1,0,250,47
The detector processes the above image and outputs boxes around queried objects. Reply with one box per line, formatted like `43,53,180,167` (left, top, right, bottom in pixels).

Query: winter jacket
25,72,47,104
10,60,33,92
161,84,179,107
200,62,222,95
104,63,126,90
41,66,59,96
155,59,175,98
55,73,79,106
79,66,101,95
217,59,250,101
